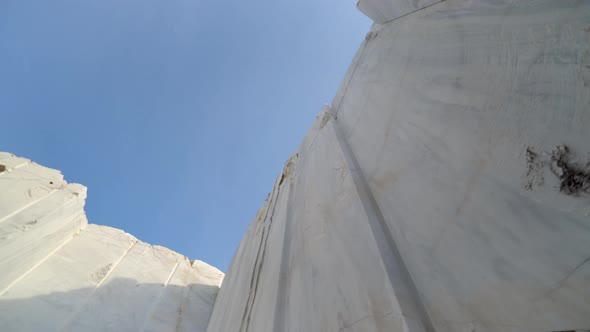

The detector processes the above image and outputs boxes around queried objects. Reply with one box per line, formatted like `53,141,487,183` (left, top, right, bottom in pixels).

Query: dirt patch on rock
524,147,544,190
550,145,590,195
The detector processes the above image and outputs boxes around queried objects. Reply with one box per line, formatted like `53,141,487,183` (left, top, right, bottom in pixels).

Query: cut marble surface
207,1,590,331
357,0,441,24
0,153,223,332
0,153,87,295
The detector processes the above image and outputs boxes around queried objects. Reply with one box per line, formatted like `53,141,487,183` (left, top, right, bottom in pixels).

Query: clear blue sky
0,0,370,271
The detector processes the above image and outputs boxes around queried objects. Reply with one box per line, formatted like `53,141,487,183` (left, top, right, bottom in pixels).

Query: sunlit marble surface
0,153,223,332
208,1,590,331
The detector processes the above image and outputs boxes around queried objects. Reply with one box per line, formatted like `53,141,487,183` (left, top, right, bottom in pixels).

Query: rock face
0,152,223,332
207,1,590,331
2,1,590,331
357,0,440,24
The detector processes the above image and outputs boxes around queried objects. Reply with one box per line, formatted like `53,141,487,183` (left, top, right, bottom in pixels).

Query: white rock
357,0,440,24
0,154,223,332
207,1,590,331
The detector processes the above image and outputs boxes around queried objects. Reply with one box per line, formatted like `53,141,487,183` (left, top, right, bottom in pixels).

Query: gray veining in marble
208,1,590,331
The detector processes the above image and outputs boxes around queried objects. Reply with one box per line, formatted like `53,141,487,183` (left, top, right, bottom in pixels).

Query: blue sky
0,0,370,271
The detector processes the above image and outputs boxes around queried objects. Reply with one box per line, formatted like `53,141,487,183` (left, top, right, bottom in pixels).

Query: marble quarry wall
0,152,223,332
1,0,590,331
207,0,590,331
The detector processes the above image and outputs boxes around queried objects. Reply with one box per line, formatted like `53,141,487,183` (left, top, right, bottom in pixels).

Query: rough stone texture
0,153,223,332
207,1,590,331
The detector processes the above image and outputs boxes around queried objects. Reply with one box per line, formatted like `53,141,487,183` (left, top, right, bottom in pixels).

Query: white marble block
0,153,223,332
207,1,590,331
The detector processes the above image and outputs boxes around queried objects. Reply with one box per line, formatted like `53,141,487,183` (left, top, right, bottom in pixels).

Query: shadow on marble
0,277,219,331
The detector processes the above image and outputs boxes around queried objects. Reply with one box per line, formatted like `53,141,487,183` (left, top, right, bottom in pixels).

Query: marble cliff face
1,0,590,331
0,152,223,332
